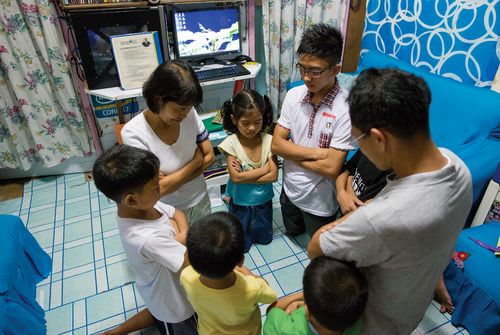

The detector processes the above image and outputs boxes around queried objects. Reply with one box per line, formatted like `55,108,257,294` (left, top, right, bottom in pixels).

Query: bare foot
434,275,454,314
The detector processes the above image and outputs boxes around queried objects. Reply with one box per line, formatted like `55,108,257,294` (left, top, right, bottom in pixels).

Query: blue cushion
358,51,500,148
444,221,500,334
447,139,500,206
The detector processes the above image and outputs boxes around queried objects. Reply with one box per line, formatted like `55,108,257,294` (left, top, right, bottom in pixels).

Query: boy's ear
230,115,237,125
123,193,138,207
332,64,341,76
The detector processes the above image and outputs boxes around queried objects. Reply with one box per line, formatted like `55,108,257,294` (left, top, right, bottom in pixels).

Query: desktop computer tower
70,6,169,90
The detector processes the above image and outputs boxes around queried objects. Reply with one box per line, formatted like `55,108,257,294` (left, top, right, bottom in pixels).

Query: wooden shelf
59,0,244,10
59,1,148,11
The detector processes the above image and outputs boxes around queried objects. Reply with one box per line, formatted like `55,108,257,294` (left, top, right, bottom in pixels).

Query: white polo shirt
117,202,194,323
277,83,354,216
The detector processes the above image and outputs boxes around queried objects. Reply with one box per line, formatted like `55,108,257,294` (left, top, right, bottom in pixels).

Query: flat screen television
70,7,168,90
171,5,242,63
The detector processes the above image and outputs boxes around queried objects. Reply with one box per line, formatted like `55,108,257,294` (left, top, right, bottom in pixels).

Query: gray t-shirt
320,148,472,335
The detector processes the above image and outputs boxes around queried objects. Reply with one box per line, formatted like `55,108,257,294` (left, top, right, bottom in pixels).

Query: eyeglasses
295,63,331,78
351,133,366,146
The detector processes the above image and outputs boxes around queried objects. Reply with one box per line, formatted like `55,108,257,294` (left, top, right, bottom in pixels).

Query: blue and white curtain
362,0,499,87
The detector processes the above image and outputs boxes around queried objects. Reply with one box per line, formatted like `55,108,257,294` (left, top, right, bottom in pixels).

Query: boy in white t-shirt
272,24,355,236
92,144,197,335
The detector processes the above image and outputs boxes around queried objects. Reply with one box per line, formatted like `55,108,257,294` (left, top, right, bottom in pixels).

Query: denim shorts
228,200,273,252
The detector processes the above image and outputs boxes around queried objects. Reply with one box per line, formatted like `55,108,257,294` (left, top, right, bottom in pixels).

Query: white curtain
262,0,348,115
0,0,92,170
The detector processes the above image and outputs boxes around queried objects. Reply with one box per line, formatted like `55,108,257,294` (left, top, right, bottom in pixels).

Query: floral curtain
262,0,347,115
0,0,92,170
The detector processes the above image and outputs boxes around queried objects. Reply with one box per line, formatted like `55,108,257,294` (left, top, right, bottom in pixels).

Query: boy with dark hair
272,23,354,237
309,68,472,334
93,144,197,335
264,256,368,335
180,212,277,335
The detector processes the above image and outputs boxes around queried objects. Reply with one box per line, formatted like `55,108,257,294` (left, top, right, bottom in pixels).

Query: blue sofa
356,51,500,223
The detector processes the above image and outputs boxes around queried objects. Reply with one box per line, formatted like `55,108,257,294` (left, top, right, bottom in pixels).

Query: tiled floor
0,173,469,335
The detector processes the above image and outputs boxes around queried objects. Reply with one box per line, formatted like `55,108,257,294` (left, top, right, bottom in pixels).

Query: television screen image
174,7,241,59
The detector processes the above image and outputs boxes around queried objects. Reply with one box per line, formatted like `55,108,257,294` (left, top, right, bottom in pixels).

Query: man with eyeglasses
308,68,472,334
272,23,355,237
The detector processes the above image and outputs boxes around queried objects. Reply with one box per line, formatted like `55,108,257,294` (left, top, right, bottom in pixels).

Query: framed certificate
110,31,163,90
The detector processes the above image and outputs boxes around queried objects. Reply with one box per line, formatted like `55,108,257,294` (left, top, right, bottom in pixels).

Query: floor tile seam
266,256,303,273
28,199,61,212
279,233,307,260
246,251,261,276
33,228,119,246
44,282,138,313
87,181,99,297
63,194,93,205
84,288,89,335
96,190,110,291
25,177,34,228
430,302,451,321
71,299,75,335
17,184,24,216
254,244,287,295
48,176,60,309
257,251,303,269
424,320,453,334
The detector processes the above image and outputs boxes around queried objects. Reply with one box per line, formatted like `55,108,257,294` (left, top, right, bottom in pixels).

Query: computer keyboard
195,64,251,82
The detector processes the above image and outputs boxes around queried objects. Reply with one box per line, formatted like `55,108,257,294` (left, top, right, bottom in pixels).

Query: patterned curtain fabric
362,0,499,87
262,0,347,116
0,0,92,170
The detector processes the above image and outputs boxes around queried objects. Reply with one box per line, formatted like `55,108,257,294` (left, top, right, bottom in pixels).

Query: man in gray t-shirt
308,68,472,335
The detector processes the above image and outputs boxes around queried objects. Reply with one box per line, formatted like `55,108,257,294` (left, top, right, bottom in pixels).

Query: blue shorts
228,200,273,252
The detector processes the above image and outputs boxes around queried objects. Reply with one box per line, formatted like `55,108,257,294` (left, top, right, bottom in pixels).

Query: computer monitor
70,7,168,90
172,5,242,62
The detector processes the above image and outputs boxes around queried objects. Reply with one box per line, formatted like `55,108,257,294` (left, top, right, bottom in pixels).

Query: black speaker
70,6,168,90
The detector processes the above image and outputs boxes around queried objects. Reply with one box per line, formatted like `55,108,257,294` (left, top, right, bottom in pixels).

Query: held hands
285,300,305,314
337,191,364,215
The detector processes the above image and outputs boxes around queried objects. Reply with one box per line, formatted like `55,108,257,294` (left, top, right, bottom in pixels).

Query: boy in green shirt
264,256,367,335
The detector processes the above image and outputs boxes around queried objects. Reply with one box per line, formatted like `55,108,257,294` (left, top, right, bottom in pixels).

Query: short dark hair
221,89,273,134
187,212,244,278
347,68,432,138
92,144,160,203
142,60,203,113
297,23,343,66
303,256,368,332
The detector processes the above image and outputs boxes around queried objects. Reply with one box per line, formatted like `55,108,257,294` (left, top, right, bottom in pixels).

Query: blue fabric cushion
358,50,500,148
448,139,500,206
444,221,500,334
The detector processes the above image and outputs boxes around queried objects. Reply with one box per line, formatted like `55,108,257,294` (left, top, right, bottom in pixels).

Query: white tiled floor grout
0,173,465,335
